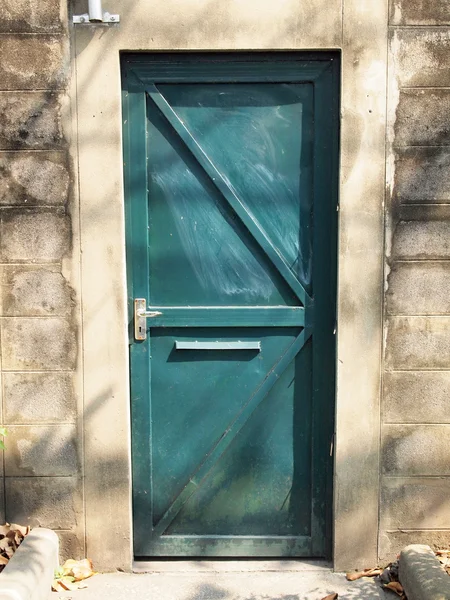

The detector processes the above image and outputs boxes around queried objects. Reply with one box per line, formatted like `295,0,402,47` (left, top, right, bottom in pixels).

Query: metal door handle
138,309,163,318
134,298,163,341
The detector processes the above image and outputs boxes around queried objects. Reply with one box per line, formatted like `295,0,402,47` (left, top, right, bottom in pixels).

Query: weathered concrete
73,0,343,49
390,0,450,26
399,545,450,600
392,28,450,88
46,566,390,600
386,262,450,315
1,266,74,316
0,0,79,568
5,476,81,530
0,210,71,262
0,152,70,206
392,221,450,260
56,531,84,562
382,424,450,475
383,371,450,423
385,316,450,370
393,147,450,204
133,561,331,573
3,372,76,424
4,425,78,477
380,531,450,565
0,528,59,600
0,36,68,91
385,0,450,568
395,89,450,146
0,0,65,33
381,478,450,528
333,0,387,571
398,204,450,222
0,93,64,150
1,317,76,370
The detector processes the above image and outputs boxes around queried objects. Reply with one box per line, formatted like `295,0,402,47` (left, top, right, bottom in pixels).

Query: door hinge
330,433,335,457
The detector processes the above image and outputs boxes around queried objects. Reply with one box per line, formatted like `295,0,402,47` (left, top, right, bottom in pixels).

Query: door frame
122,52,339,559
72,0,387,571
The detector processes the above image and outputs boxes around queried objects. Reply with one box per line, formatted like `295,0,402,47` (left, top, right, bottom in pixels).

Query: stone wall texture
381,0,450,562
0,0,83,560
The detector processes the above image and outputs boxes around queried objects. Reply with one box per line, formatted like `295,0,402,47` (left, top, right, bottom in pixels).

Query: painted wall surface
0,0,447,571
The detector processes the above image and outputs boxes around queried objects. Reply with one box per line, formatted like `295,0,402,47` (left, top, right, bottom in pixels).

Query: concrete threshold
133,559,331,573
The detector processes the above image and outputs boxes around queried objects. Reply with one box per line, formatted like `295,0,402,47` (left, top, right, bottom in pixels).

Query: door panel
157,82,314,289
147,102,297,306
167,343,312,537
122,53,339,558
150,327,303,530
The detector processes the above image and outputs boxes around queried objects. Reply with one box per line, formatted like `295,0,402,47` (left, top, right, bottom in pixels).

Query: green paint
122,53,339,559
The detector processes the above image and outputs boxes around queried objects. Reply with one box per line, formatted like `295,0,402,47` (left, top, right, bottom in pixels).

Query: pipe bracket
73,12,120,23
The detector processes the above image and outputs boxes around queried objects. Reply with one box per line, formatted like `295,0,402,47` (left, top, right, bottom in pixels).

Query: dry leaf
383,581,404,596
61,558,96,581
10,524,28,537
53,558,97,591
321,594,338,600
52,580,63,592
53,576,88,592
346,568,382,581
58,579,73,591
71,559,96,581
0,522,30,571
61,559,77,575
0,538,10,551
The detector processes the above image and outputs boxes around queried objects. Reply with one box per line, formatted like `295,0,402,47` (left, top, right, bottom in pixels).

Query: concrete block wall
0,1,83,559
381,0,450,562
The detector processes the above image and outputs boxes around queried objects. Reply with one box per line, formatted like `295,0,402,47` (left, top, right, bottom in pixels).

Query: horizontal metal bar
146,306,306,327
175,341,261,351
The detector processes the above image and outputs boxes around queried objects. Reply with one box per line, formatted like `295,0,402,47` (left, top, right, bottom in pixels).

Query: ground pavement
49,560,392,600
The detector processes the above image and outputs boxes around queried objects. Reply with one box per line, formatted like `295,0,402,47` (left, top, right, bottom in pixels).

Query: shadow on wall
3,384,128,559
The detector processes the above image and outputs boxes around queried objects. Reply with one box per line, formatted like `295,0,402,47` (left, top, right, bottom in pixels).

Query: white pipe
88,0,103,21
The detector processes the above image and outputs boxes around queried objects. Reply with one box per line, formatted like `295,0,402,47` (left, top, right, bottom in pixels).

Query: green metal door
122,53,339,558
